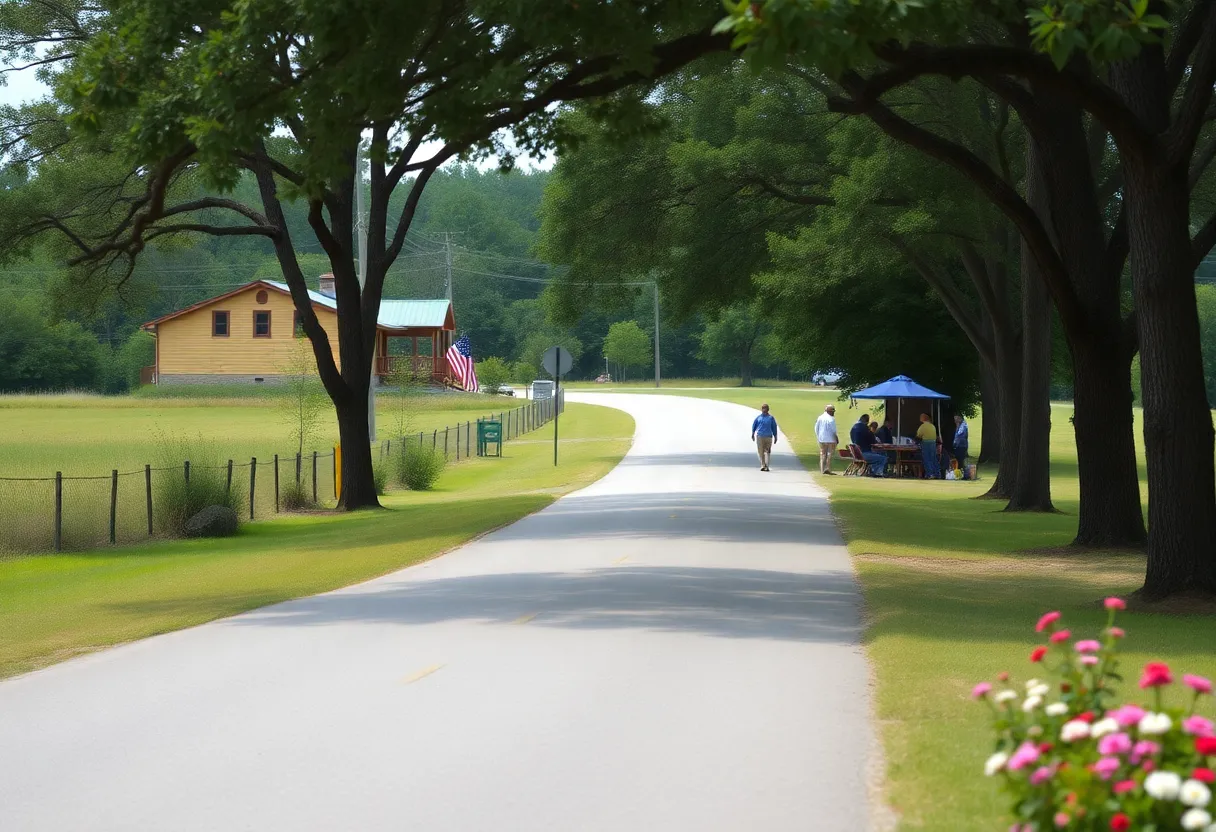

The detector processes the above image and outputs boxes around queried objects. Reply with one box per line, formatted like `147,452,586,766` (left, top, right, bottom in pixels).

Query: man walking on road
751,404,778,472
814,404,839,474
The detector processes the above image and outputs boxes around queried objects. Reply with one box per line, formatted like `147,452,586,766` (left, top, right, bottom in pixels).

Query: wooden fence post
273,453,280,513
53,471,62,553
145,464,153,536
466,421,471,453
312,451,318,504
444,427,449,458
456,424,460,460
432,429,437,449
109,469,118,545
226,459,234,495
184,460,191,485
250,457,257,520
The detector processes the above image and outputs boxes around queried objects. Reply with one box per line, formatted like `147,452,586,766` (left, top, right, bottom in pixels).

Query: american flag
446,334,479,392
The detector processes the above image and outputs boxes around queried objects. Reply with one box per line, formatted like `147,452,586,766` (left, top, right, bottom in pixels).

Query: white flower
1025,678,1041,691
1028,683,1051,698
1061,720,1091,742
1027,725,1044,738
1183,779,1213,808
1045,703,1069,717
984,752,1009,776
994,690,1018,704
1091,717,1120,738
1139,712,1174,735
1183,809,1213,830
1023,696,1043,713
1145,770,1183,801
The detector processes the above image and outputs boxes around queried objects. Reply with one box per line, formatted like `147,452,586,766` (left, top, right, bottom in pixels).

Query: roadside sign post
542,346,573,466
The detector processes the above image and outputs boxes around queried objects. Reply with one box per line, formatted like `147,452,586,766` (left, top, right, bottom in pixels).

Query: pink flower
1030,765,1056,785
1092,756,1122,779
1105,597,1126,610
1113,779,1137,794
1049,629,1072,644
1075,640,1102,653
1054,813,1070,828
1007,741,1041,771
1030,646,1048,663
1139,662,1173,689
1186,674,1214,695
971,682,992,699
1080,655,1100,666
1185,715,1216,738
1107,626,1125,638
1036,611,1062,632
1111,705,1146,727
1098,733,1133,756
1131,740,1160,764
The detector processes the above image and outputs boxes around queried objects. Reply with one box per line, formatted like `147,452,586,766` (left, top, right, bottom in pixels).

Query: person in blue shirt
750,404,778,472
849,414,888,477
953,414,970,478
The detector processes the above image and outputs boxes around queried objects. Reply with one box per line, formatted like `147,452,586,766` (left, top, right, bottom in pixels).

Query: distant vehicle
595,373,612,384
532,380,555,400
812,371,842,386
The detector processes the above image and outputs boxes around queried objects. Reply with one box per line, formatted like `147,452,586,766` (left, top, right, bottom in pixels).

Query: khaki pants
819,442,838,473
756,435,773,468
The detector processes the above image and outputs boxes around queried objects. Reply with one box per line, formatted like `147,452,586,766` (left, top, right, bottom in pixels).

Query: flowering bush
975,598,1216,831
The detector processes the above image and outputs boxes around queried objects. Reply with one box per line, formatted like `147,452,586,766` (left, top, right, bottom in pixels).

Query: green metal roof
266,281,451,330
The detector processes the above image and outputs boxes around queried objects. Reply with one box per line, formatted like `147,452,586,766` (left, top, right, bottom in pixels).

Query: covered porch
375,327,453,383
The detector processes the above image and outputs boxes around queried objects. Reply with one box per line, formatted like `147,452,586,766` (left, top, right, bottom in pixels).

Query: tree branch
1193,211,1216,270
1168,1,1216,165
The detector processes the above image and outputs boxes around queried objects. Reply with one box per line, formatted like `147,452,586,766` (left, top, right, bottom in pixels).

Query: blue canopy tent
850,375,949,443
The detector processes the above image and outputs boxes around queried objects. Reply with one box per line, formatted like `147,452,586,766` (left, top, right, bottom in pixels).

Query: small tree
387,360,427,440
697,301,776,387
604,321,651,382
476,356,511,394
279,338,328,458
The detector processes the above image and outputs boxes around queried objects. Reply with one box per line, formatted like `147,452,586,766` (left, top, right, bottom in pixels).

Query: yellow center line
511,612,539,625
401,664,445,685
613,555,630,565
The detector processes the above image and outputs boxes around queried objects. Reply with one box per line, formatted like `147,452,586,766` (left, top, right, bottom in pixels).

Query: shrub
476,356,511,394
280,478,317,511
973,600,1216,831
372,457,389,496
154,439,242,536
397,441,446,491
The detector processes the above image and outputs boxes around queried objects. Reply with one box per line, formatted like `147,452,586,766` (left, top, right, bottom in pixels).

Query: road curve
0,393,872,831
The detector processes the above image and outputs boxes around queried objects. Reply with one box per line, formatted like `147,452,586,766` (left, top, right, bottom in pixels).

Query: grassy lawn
0,402,633,680
560,377,817,390
0,389,532,476
641,387,1216,830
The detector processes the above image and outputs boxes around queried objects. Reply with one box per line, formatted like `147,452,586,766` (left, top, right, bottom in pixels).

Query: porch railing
376,355,446,379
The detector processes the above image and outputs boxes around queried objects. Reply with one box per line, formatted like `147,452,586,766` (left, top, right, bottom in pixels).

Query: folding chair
844,444,868,477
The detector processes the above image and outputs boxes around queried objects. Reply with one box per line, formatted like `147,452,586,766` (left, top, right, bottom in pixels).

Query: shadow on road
222,566,861,644
494,491,838,546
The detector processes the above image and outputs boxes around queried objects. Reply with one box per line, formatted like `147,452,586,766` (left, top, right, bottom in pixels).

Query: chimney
318,273,336,298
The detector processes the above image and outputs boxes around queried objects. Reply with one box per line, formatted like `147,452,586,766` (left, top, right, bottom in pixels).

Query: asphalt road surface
0,393,872,831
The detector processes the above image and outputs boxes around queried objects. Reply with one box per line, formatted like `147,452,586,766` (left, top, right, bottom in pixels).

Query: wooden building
142,276,456,385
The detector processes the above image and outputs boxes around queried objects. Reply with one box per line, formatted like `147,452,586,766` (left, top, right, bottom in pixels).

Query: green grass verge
0,402,633,680
638,387,1216,830
0,390,538,476
559,377,816,389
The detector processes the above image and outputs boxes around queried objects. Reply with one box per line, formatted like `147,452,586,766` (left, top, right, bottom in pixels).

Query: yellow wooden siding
156,287,343,375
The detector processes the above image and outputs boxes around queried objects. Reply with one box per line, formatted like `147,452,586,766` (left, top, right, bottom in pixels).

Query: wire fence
0,391,564,556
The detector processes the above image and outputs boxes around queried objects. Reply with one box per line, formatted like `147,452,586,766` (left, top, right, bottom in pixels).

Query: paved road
0,393,871,831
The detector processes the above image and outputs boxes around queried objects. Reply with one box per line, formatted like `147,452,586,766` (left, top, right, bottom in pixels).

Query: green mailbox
477,418,502,457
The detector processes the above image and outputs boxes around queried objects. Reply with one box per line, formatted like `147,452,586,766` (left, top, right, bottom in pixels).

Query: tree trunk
1068,338,1144,545
1124,159,1216,594
1006,160,1054,512
740,353,754,387
1109,48,1216,598
984,333,1023,499
977,358,1001,464
335,387,381,510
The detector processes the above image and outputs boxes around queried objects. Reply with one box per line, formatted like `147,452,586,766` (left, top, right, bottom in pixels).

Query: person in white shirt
814,404,840,475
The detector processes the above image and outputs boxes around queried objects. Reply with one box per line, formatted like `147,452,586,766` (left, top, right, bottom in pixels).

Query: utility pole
653,282,661,388
355,145,375,441
443,232,453,301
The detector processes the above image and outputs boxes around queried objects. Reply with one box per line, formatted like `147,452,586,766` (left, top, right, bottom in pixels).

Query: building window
254,311,271,338
293,311,305,338
255,289,269,304
212,310,229,337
